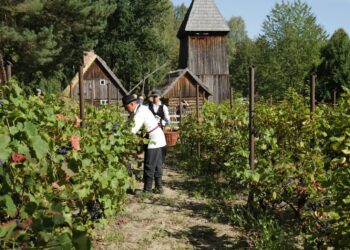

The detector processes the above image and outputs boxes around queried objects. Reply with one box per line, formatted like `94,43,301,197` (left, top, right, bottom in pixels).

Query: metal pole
230,87,234,110
5,61,12,82
332,89,337,106
196,84,201,158
310,74,316,115
79,64,85,128
248,65,255,208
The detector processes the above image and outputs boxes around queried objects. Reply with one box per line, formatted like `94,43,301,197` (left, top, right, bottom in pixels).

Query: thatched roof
158,68,212,96
63,52,127,96
177,0,230,38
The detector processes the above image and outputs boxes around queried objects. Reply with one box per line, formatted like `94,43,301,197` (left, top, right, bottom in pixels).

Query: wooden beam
79,64,85,128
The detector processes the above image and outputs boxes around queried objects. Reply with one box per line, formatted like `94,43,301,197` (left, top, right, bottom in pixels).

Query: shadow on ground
168,225,250,250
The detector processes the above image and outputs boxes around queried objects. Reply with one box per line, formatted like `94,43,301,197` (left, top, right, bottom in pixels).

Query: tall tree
0,0,115,92
317,29,350,101
226,16,252,96
96,0,176,94
259,0,326,98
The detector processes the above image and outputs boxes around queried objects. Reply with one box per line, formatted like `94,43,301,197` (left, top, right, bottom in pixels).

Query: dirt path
93,151,251,250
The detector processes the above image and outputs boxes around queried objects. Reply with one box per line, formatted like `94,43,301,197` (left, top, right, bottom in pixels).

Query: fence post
332,89,337,106
248,65,256,208
107,81,111,105
196,84,201,158
230,87,234,110
79,63,85,128
310,74,316,116
6,61,12,82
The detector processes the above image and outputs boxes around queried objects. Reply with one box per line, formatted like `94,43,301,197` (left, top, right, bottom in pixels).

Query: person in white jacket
122,94,166,193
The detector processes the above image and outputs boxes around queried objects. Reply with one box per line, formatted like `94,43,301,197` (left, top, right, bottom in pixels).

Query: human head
33,86,42,96
122,94,138,113
137,95,144,105
150,90,161,104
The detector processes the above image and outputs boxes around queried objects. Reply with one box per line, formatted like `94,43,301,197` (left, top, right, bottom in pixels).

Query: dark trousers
143,147,166,191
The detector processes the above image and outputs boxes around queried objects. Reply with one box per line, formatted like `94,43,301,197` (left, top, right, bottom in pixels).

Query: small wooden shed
158,68,212,111
63,51,127,106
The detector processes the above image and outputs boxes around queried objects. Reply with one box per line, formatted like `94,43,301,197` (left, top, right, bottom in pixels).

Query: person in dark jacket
148,90,170,129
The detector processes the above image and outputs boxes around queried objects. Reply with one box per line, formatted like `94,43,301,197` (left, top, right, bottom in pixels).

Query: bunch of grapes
86,200,102,221
56,146,72,155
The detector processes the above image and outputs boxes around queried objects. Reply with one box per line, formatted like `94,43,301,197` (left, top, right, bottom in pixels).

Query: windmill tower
177,0,230,103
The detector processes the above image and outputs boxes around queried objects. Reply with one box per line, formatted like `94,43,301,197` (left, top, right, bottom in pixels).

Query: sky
171,0,350,39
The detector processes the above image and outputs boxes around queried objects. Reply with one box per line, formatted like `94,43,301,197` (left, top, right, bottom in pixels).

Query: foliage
96,0,178,94
180,88,350,248
0,81,138,248
317,29,350,101
0,0,116,92
230,0,327,99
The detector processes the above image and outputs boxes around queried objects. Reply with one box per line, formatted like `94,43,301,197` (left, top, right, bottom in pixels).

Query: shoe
153,188,164,194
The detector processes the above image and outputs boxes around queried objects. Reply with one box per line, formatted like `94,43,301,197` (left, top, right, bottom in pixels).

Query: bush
0,81,138,248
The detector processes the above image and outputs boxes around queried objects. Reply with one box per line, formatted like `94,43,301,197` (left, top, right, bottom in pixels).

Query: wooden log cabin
63,51,127,106
177,0,230,103
158,68,212,113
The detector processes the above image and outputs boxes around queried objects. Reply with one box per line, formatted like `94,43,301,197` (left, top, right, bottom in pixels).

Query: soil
93,150,252,250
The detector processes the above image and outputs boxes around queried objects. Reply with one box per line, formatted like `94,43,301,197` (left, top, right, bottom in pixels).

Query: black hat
150,90,161,97
122,94,138,106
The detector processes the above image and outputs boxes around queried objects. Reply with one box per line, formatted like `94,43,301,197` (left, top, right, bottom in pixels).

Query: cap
150,90,161,97
122,94,138,106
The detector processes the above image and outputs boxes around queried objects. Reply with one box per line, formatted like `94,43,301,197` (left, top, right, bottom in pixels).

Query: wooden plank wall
199,75,230,103
188,36,228,75
162,75,205,99
182,35,230,103
73,61,124,102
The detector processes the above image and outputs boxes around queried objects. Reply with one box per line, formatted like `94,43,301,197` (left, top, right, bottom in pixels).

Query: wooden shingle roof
63,52,127,96
177,0,230,38
158,68,212,96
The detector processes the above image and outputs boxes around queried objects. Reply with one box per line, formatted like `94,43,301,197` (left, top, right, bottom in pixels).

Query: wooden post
0,52,7,85
92,81,95,105
249,66,255,171
179,87,182,123
310,74,316,115
332,89,337,106
248,66,255,207
230,87,234,110
79,64,85,128
196,84,201,158
70,81,73,98
90,82,93,105
5,61,12,82
107,82,111,105
117,90,120,107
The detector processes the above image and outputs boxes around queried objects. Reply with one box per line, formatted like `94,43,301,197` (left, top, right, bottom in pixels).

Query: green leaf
61,163,77,179
0,148,11,161
2,195,17,217
0,134,10,149
24,121,38,138
31,135,49,159
341,149,350,155
252,172,260,182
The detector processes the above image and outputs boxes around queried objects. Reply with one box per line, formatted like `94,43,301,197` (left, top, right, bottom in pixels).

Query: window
100,100,108,105
100,79,106,86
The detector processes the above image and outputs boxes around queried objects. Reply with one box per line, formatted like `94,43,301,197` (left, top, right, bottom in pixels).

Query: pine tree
0,0,116,92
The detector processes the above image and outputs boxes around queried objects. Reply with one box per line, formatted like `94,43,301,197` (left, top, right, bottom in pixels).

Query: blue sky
171,0,350,39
